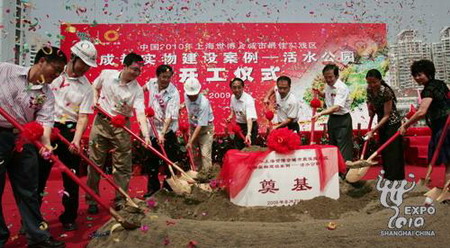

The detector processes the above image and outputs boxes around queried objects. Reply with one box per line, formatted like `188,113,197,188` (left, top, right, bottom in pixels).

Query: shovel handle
0,107,127,221
147,117,176,177
360,116,374,160
366,132,400,162
377,132,400,153
429,115,450,166
54,131,139,208
310,108,316,145
96,106,194,182
182,133,197,171
424,115,450,182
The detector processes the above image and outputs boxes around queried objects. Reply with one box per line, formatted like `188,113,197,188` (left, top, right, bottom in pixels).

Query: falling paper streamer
110,223,122,236
58,190,70,198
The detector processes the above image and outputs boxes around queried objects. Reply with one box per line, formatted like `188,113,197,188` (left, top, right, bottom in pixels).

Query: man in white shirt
184,78,214,173
86,53,150,214
37,40,97,231
226,78,258,149
143,65,181,197
268,76,300,132
313,64,353,162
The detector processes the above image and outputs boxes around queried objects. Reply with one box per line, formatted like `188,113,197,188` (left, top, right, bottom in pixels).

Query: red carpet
3,171,147,248
2,164,446,248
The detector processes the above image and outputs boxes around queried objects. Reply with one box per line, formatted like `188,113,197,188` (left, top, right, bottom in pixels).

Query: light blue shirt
185,93,214,127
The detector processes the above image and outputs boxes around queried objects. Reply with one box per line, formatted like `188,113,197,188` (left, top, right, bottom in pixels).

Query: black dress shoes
28,237,66,248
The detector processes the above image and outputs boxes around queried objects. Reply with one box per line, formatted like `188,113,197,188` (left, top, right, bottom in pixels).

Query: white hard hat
184,78,202,95
70,40,97,67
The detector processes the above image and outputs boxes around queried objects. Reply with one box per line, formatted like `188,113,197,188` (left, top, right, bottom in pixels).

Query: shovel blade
166,177,191,195
119,219,141,230
198,183,213,192
424,187,442,200
185,170,198,179
436,188,450,202
417,178,430,187
346,167,370,183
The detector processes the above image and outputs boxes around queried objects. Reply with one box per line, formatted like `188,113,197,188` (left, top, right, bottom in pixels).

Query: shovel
422,115,450,202
147,117,191,195
96,106,196,184
346,105,419,183
53,131,143,212
345,117,374,183
436,179,450,202
346,132,401,183
181,131,198,179
424,178,450,204
0,107,140,229
418,115,450,186
309,93,321,145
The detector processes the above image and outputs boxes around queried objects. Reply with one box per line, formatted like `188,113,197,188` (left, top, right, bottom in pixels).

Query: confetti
58,190,70,198
163,236,170,246
146,198,158,208
188,240,198,248
140,225,149,232
327,222,337,230
110,223,122,235
66,26,77,33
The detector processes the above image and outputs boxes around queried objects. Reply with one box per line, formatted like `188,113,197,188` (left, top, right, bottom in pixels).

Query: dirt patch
87,160,450,248
87,179,450,248
150,180,378,221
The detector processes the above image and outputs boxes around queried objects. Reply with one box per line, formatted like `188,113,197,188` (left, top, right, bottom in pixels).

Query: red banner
61,23,387,134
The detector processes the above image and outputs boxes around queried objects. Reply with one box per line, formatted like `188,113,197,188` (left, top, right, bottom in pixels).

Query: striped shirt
50,68,94,123
230,91,257,124
145,78,180,137
185,93,214,127
0,62,55,128
93,69,145,117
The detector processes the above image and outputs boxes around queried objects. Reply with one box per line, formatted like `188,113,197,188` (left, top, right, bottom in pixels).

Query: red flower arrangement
264,110,274,121
16,121,44,152
267,127,300,154
179,121,189,134
228,123,245,140
111,115,126,128
310,97,321,108
145,107,155,117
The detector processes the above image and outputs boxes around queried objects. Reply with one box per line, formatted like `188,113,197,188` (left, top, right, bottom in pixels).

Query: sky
23,0,450,46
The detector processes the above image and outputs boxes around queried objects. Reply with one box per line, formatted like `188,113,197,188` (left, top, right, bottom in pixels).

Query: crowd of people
0,41,448,248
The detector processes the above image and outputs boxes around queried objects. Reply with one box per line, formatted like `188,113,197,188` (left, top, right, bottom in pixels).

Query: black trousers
146,130,181,193
379,122,405,180
429,116,450,165
0,129,50,246
286,121,300,133
38,122,80,224
234,121,259,150
328,113,353,162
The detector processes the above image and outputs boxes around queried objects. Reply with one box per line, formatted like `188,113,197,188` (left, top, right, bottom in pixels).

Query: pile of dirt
87,180,449,248
150,180,378,221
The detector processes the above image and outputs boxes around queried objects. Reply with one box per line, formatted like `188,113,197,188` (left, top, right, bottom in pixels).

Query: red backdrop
60,23,387,135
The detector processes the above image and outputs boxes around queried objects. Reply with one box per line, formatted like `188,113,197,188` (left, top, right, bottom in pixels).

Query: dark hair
123,52,144,66
322,64,339,77
34,46,67,65
276,76,291,87
366,69,397,102
156,64,173,76
229,77,245,88
411,59,435,80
